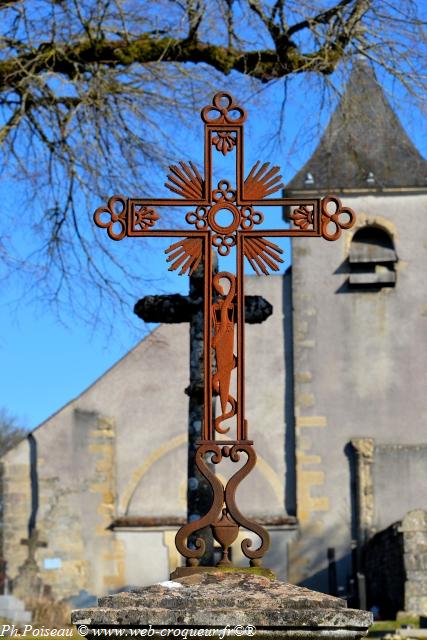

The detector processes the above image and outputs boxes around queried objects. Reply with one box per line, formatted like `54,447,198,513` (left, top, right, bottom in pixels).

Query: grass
368,617,420,637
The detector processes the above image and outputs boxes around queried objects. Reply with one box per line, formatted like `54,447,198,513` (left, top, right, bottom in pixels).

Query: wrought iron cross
94,92,355,568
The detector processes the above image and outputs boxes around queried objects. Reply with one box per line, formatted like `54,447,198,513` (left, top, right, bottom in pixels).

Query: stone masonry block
405,554,427,571
405,581,427,597
405,595,427,615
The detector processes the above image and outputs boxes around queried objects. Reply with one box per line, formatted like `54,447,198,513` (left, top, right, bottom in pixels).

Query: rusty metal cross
94,91,355,568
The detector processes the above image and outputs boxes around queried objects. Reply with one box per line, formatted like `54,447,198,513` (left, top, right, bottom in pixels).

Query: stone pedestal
72,572,372,638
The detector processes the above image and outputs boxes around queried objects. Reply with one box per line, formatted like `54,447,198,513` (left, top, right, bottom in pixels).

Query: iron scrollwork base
175,442,270,567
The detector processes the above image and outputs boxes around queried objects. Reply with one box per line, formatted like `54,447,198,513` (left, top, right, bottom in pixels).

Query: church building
2,62,427,612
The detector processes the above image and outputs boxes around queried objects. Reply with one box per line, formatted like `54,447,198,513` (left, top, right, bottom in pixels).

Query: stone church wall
2,409,124,602
0,274,295,602
0,315,191,601
290,193,427,595
4,191,426,603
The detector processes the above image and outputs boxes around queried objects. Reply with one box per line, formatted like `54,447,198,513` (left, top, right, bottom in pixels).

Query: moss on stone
214,566,276,579
170,565,276,580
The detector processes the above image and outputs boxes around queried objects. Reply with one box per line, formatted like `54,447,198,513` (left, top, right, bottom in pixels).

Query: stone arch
120,436,284,515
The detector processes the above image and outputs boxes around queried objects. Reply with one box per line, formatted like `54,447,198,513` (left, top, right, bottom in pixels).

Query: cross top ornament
94,91,356,568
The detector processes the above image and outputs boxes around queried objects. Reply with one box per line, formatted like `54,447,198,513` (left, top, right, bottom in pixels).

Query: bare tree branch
185,0,205,41
0,0,425,323
0,0,22,9
288,0,355,36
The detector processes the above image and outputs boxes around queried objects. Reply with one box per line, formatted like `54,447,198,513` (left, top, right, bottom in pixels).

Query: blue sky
1,70,426,431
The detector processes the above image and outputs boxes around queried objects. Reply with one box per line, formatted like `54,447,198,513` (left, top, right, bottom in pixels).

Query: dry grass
25,596,72,627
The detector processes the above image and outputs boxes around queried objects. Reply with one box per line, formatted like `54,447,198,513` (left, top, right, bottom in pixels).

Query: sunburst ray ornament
244,161,284,199
165,161,204,200
243,237,284,275
165,238,203,275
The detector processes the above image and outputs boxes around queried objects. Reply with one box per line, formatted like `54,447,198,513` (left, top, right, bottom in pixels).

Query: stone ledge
72,572,372,639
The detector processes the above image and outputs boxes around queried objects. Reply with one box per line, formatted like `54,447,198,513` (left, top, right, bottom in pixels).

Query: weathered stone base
72,572,372,639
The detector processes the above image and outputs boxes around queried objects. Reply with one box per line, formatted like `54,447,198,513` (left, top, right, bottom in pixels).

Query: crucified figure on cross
94,91,355,569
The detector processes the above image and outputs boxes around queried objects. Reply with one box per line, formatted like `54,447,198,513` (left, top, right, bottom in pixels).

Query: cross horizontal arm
127,229,206,238
134,294,273,324
128,199,210,206
237,198,319,207
241,229,320,237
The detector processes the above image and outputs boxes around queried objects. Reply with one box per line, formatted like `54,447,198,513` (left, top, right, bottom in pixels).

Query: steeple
287,59,427,194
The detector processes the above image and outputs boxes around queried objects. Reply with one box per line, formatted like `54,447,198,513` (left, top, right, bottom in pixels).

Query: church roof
287,60,427,194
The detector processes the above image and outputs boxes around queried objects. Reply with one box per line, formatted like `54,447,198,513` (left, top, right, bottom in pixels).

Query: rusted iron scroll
93,91,356,567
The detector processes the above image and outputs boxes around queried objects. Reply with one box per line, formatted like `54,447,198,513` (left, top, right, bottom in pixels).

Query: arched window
349,226,397,288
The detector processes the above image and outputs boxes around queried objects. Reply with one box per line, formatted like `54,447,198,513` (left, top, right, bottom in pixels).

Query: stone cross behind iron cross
93,91,356,568
20,529,47,564
134,260,273,565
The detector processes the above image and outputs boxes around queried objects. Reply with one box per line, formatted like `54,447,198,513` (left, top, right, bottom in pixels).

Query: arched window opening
349,226,397,288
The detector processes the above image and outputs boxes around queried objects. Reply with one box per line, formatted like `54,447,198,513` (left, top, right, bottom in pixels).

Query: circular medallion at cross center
185,180,264,256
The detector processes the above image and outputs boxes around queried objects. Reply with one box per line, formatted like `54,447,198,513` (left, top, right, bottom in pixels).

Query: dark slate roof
287,60,427,194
